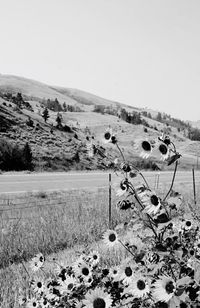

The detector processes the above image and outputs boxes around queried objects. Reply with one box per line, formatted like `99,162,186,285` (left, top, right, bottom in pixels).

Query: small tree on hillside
42,107,49,123
56,112,62,128
12,92,23,108
63,102,67,112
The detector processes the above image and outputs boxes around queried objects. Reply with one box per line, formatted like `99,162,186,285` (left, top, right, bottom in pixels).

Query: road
0,170,200,194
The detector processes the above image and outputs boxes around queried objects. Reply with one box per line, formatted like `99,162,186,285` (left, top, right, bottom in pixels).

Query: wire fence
0,171,199,222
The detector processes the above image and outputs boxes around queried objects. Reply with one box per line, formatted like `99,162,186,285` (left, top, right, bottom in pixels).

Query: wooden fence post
192,168,197,205
109,173,112,229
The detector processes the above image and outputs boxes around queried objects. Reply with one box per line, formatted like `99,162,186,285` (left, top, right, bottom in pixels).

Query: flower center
159,144,168,155
37,282,42,288
93,297,106,308
102,269,109,276
137,279,146,290
150,195,159,206
141,141,151,152
68,283,74,290
125,266,132,277
109,233,116,242
104,132,111,140
82,267,89,276
165,281,175,294
39,256,44,262
186,221,191,227
33,302,37,307
93,255,98,260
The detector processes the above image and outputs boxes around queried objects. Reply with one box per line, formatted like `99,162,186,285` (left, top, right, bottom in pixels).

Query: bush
26,117,34,127
62,125,73,133
0,139,33,171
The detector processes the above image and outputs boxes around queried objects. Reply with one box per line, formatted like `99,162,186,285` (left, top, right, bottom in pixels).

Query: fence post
156,173,160,189
109,173,112,229
192,168,197,205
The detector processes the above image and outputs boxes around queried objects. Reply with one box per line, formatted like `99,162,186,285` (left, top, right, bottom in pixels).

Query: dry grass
0,188,130,268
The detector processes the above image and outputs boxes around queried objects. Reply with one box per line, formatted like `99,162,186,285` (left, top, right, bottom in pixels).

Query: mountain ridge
0,73,200,172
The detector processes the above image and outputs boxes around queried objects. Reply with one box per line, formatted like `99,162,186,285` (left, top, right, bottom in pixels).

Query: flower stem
163,161,178,201
118,240,135,257
115,142,126,163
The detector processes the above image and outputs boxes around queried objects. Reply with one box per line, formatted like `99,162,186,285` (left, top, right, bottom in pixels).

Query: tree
26,116,34,127
23,142,33,170
42,107,49,123
63,102,67,112
156,112,162,122
13,92,23,108
56,112,62,128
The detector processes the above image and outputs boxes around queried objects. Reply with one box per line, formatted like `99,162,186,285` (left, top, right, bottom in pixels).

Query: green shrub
0,139,33,171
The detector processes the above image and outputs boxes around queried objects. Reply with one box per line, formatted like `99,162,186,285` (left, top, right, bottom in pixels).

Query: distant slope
0,74,140,112
0,74,78,106
0,73,200,171
51,87,120,107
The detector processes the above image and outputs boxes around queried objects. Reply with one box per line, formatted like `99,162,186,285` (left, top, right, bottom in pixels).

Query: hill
0,73,200,172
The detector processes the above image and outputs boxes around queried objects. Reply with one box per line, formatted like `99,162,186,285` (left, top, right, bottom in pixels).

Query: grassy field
0,188,131,268
0,183,199,307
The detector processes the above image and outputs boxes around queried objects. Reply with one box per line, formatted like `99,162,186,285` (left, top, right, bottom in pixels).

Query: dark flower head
141,141,151,152
121,163,131,173
117,200,132,210
163,136,171,146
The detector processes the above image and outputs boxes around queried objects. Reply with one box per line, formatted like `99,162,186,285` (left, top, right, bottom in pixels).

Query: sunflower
102,230,119,248
116,179,129,196
31,278,45,294
139,190,161,215
29,253,45,272
26,298,39,308
139,140,152,159
119,262,136,285
124,276,150,298
82,287,112,308
59,275,77,294
153,275,176,302
74,262,92,282
157,142,170,161
39,298,50,308
88,251,100,267
182,219,192,231
109,266,121,281
103,128,117,144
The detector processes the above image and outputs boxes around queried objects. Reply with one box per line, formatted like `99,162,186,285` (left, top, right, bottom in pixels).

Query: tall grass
0,188,130,268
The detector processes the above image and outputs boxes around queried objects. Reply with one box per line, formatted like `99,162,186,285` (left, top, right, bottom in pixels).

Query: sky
0,0,200,121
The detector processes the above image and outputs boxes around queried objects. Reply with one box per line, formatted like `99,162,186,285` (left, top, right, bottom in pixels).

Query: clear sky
0,0,200,121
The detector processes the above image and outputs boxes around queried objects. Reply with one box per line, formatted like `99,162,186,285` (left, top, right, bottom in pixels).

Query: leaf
154,213,170,224
177,276,192,287
167,153,181,166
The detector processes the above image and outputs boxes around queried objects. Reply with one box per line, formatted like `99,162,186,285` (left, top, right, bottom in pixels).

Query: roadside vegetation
0,188,130,268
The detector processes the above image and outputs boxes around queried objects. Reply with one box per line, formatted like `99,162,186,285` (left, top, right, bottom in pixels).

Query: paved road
0,170,200,194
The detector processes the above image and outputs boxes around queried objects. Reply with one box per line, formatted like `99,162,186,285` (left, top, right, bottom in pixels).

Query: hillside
0,73,200,172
